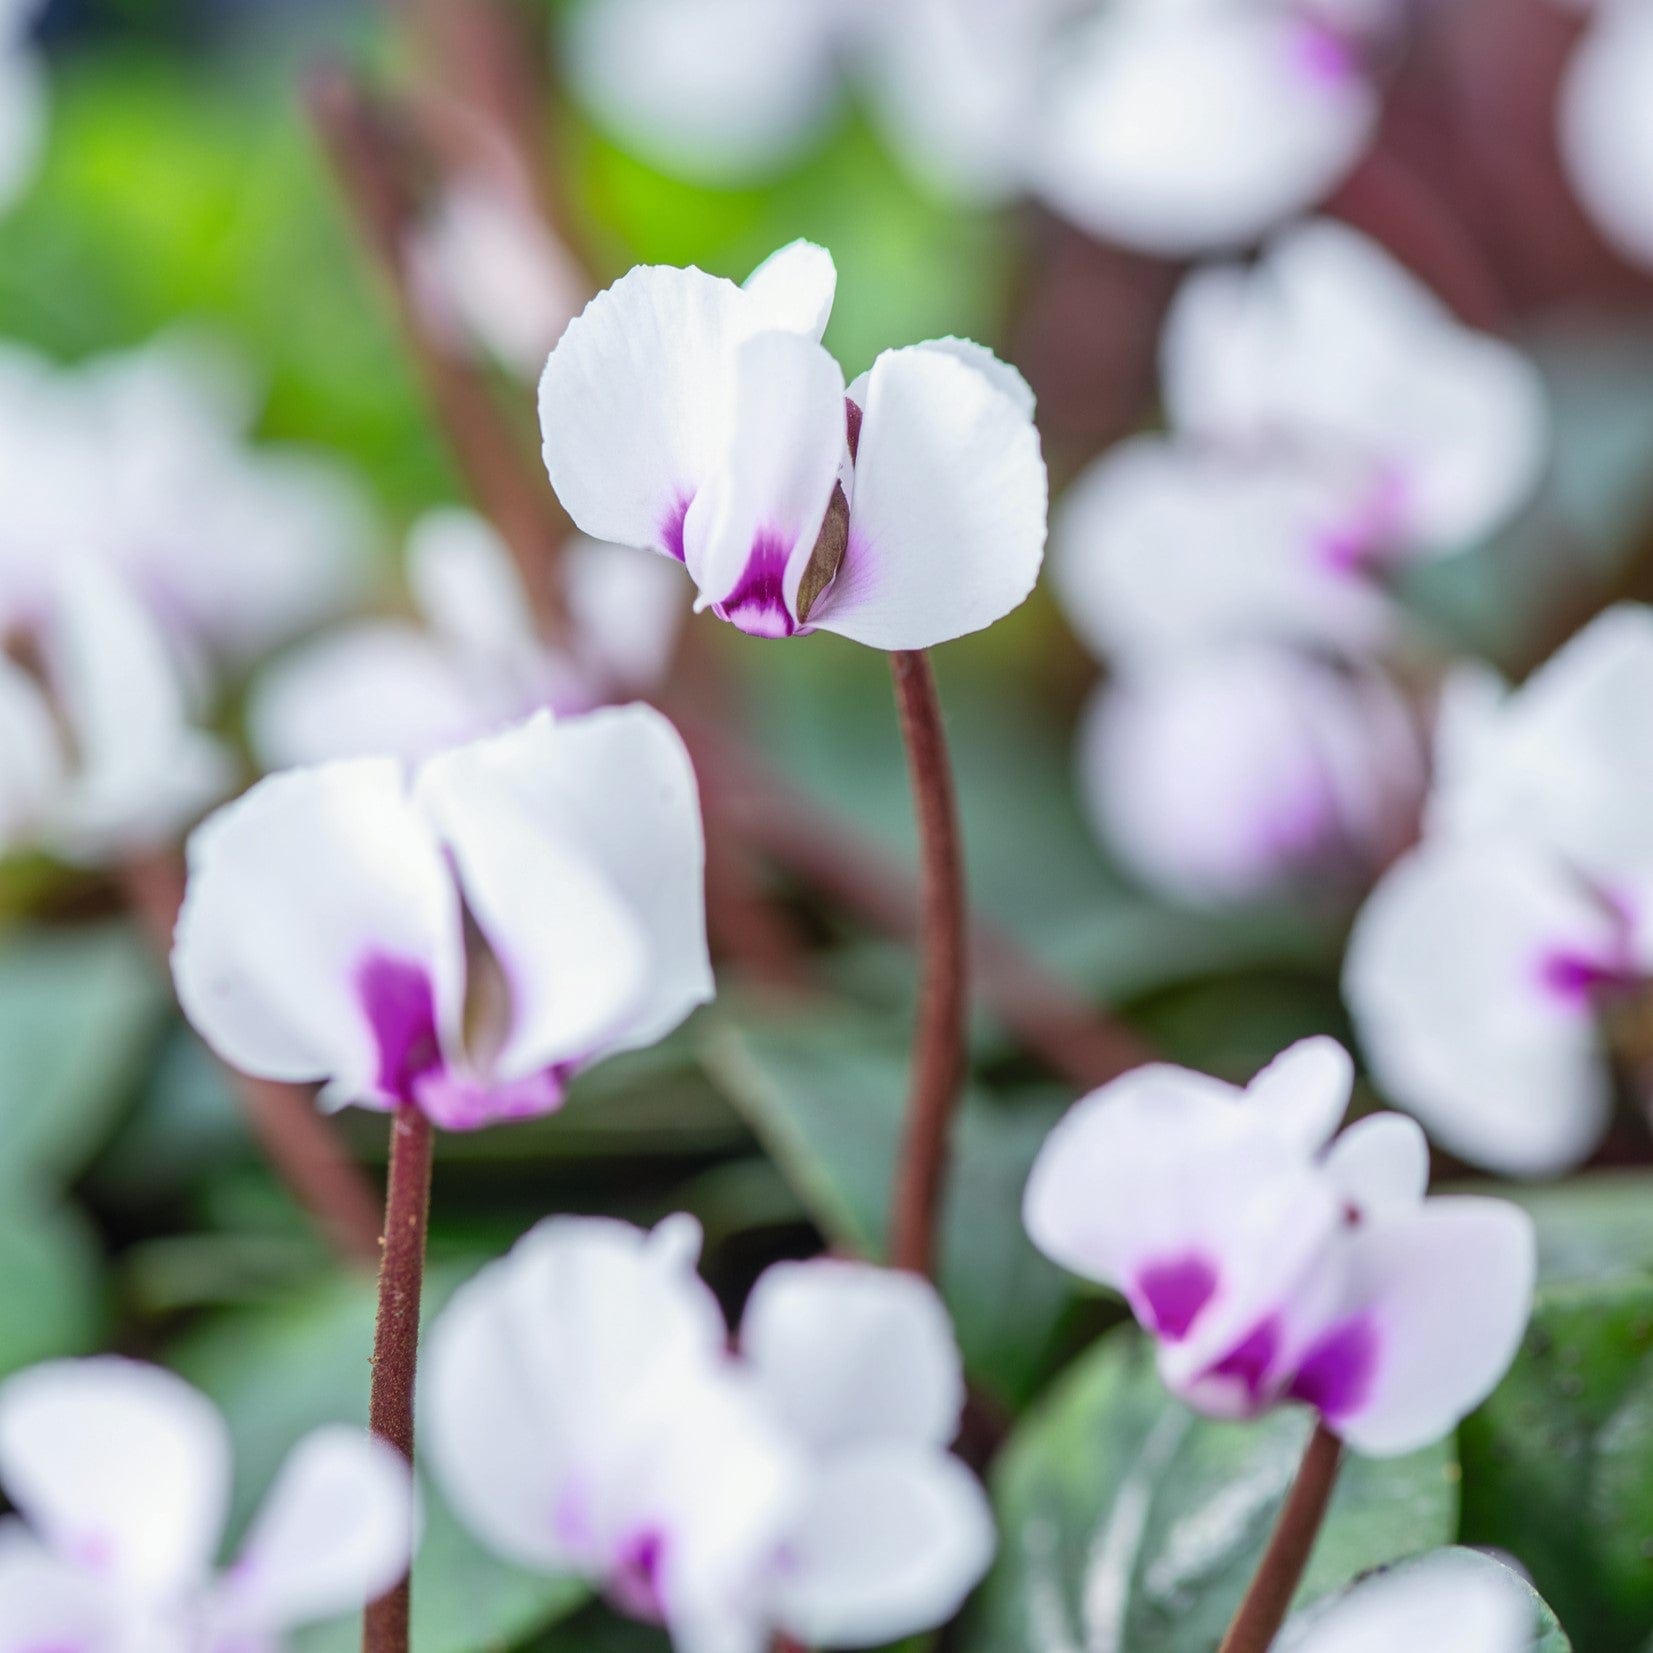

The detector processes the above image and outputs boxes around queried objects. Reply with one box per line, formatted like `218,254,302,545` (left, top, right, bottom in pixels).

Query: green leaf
0,923,168,1186
1460,1276,1653,1650
964,1329,1458,1653
169,1270,590,1653
1488,1174,1653,1287
701,1006,1074,1405
0,1195,103,1378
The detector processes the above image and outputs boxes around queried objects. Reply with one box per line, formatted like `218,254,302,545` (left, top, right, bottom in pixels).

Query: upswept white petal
0,1359,229,1598
741,241,837,343
562,0,842,183
1321,1113,1429,1214
416,707,712,1062
565,536,687,693
899,336,1038,421
218,1428,414,1632
540,264,759,555
741,1260,965,1452
1344,837,1619,1175
1559,0,1653,271
425,1216,730,1574
683,330,845,633
772,1447,994,1649
812,344,1045,648
1053,439,1396,663
1246,1036,1353,1152
1327,1199,1535,1456
408,508,542,672
172,759,463,1105
1031,2,1377,256
0,1522,114,1653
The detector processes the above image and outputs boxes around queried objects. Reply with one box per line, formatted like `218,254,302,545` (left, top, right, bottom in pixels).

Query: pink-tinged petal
1322,1198,1535,1456
740,1260,965,1451
217,1429,414,1634
742,241,837,342
1245,1037,1353,1153
771,1447,994,1649
172,758,464,1110
1053,438,1397,663
1031,6,1377,256
1560,0,1653,272
1344,838,1618,1175
562,0,842,184
811,344,1045,649
0,1360,229,1598
1321,1113,1429,1216
539,264,757,557
0,1522,111,1653
684,330,845,638
1276,1548,1535,1653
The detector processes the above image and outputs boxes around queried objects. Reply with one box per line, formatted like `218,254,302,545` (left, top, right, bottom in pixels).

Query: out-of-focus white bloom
409,177,590,377
0,556,231,862
1164,221,1549,557
0,337,373,672
0,0,46,214
427,1216,993,1653
1559,0,1653,270
1030,0,1384,256
1025,1038,1535,1455
0,1357,414,1652
1275,1549,1536,1652
539,241,1046,648
1346,606,1653,1175
249,510,684,771
173,706,712,1131
1080,647,1423,906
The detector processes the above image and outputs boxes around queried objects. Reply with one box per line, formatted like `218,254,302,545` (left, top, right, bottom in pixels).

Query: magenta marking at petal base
1535,946,1640,1009
415,1063,571,1131
714,531,798,638
358,954,444,1104
609,1528,671,1622
660,494,693,563
1291,19,1357,87
1138,1254,1219,1342
1289,1316,1378,1419
1207,1316,1282,1407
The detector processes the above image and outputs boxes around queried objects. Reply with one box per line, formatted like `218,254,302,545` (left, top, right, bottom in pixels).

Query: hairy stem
363,1105,435,1653
888,650,969,1278
1218,1423,1345,1653
117,851,382,1267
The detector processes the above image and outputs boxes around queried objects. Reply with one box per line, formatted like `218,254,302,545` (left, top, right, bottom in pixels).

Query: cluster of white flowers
1052,219,1547,907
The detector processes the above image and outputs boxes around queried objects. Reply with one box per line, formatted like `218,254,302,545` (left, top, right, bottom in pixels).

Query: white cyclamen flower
1030,0,1386,256
1163,220,1549,558
173,706,712,1131
1024,1038,1535,1455
427,1216,994,1653
0,556,231,862
538,241,1047,648
1558,0,1653,271
1345,607,1653,1175
1274,1549,1538,1653
1080,647,1423,907
249,509,684,770
0,1358,413,1653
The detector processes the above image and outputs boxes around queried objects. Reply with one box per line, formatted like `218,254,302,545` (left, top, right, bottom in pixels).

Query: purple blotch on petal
714,531,798,639
1289,1316,1378,1420
1535,946,1639,1009
1206,1316,1282,1408
359,955,444,1104
609,1528,671,1622
1137,1254,1219,1342
1291,19,1358,87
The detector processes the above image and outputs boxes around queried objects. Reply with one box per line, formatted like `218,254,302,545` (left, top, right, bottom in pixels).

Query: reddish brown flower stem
887,651,970,1278
117,850,382,1268
363,1103,435,1653
1217,1424,1345,1653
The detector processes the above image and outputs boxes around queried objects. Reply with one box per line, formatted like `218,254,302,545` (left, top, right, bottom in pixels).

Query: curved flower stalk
174,705,712,1133
1030,0,1390,256
0,0,46,214
0,1357,414,1652
1024,1037,1535,1455
426,1215,994,1653
250,509,685,771
1346,605,1653,1174
1558,0,1653,271
538,240,1046,648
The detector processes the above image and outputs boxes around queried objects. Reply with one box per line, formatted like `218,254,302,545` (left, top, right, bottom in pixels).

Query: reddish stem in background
363,1104,435,1653
116,850,383,1267
1217,1424,1345,1653
887,651,970,1278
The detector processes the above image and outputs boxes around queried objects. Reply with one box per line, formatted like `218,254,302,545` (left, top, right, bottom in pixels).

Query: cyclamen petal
174,705,712,1130
1024,1040,1535,1453
539,245,1046,650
